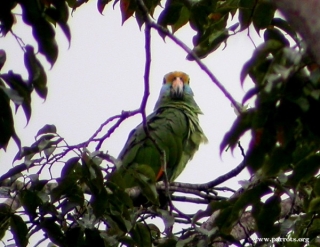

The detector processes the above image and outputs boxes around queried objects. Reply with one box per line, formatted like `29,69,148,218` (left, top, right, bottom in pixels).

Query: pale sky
1,1,261,245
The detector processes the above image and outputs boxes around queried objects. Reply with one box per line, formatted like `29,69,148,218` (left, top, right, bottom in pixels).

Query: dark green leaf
264,27,290,46
58,22,71,46
20,0,42,25
255,195,281,237
220,110,255,153
288,155,320,187
188,29,229,60
45,7,61,23
84,229,105,247
61,157,81,179
32,21,58,66
44,146,57,159
305,218,320,239
108,213,132,233
61,197,83,215
24,45,48,99
0,87,24,105
193,200,232,224
0,1,16,35
271,18,300,46
308,197,320,213
10,215,28,247
238,0,256,30
42,218,66,246
134,165,159,205
313,178,320,197
66,227,85,247
157,209,175,232
30,179,49,191
14,145,39,162
188,1,213,32
20,190,41,220
37,137,55,152
36,124,57,137
91,189,109,217
0,84,14,149
120,0,136,24
228,22,239,32
242,87,259,104
51,176,80,203
0,49,6,71
51,1,71,43
262,147,292,177
216,0,239,16
157,238,178,247
240,40,284,84
1,71,32,123
158,2,184,27
106,181,133,208
0,204,11,239
97,0,112,14
130,222,152,247
82,154,105,194
0,187,10,198
148,223,160,240
234,183,271,212
172,6,190,33
20,0,58,65
252,0,275,33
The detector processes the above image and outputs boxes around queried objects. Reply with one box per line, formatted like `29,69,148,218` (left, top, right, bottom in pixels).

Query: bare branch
140,5,151,129
167,160,246,191
134,0,242,114
172,195,220,204
198,160,246,190
95,109,140,150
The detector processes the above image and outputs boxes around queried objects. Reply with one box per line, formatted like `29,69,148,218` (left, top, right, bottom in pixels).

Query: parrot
115,71,208,193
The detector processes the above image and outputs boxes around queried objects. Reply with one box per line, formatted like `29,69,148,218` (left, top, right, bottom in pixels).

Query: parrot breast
117,71,207,188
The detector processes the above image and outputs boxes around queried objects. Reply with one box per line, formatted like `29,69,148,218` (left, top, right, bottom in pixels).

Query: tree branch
199,184,304,246
135,0,242,114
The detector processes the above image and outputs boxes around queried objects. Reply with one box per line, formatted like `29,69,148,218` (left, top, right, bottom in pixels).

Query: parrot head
155,71,195,110
163,71,191,99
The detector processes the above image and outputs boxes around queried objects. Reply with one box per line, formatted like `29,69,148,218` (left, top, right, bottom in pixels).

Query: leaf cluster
0,0,70,149
219,11,320,246
0,125,196,247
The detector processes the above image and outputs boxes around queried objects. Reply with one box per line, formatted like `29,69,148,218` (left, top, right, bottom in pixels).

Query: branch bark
200,185,304,246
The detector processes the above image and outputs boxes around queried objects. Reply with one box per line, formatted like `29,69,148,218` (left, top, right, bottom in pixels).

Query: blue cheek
159,84,194,97
159,84,171,96
183,85,194,96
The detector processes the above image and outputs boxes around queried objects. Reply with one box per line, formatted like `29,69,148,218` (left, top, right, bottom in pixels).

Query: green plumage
117,71,207,188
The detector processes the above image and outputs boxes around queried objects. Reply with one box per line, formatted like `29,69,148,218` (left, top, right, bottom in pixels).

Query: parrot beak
171,77,184,99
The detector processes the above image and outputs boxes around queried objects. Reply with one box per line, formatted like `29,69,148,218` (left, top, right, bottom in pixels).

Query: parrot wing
118,106,188,187
118,102,207,187
116,71,207,190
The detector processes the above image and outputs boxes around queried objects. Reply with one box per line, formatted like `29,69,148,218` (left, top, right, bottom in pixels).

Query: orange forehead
164,71,190,84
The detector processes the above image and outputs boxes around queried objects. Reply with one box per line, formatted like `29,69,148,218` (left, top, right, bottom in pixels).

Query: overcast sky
1,1,261,244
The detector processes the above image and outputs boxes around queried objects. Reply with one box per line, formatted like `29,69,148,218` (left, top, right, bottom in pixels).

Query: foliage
1,0,320,246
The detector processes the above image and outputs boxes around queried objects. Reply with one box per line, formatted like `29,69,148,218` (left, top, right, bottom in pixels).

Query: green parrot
117,71,207,189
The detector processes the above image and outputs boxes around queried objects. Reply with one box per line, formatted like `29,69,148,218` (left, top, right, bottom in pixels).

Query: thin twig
140,8,151,129
95,110,140,150
198,161,246,190
135,0,241,114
